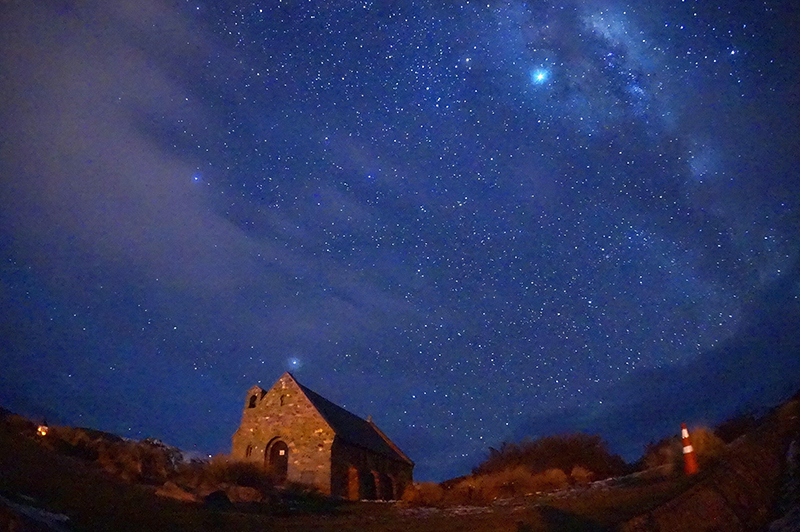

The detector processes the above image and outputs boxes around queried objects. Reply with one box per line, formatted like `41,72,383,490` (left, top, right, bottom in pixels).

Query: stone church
231,372,414,500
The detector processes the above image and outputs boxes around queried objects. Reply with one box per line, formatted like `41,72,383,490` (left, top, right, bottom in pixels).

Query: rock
0,494,71,532
203,490,234,510
155,482,199,503
195,482,222,498
769,506,800,532
768,439,800,531
224,485,263,503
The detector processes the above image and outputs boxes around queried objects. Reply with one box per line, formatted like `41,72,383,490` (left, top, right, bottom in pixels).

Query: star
531,68,550,85
2,0,798,486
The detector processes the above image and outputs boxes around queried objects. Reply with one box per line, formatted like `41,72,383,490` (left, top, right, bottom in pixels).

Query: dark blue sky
1,0,799,481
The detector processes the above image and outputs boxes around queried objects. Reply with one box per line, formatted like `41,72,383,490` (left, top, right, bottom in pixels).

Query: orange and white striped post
681,423,699,476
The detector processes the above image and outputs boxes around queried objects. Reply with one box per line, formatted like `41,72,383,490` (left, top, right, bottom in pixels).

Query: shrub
689,427,726,466
714,414,758,444
401,482,445,506
474,466,536,499
530,468,569,492
474,433,626,480
48,427,102,461
4,413,37,435
641,426,727,476
570,465,594,485
403,467,574,508
201,454,277,491
443,467,570,503
39,427,184,484
442,476,482,505
642,436,678,475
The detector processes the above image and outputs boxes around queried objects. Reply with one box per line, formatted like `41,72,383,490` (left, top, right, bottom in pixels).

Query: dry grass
542,477,692,527
178,454,277,492
2,406,792,532
402,481,446,505
0,422,764,532
33,424,284,499
475,433,627,479
570,465,594,485
404,468,572,507
0,423,534,532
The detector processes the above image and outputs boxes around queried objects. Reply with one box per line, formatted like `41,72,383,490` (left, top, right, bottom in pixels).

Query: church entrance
267,440,288,482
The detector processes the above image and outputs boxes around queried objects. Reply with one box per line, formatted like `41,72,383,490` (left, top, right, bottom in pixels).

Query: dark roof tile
294,379,412,465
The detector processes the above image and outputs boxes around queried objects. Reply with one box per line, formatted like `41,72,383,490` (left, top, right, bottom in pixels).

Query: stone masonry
231,372,413,499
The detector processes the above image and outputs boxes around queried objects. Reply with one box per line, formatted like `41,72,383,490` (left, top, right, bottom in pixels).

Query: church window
248,395,257,408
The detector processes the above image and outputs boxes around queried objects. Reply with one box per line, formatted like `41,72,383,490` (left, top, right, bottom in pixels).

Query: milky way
1,0,799,480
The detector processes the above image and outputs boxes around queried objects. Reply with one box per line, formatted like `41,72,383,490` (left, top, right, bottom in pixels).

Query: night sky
2,0,799,482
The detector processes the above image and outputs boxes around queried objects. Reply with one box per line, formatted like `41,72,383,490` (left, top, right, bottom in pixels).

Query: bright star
530,69,550,85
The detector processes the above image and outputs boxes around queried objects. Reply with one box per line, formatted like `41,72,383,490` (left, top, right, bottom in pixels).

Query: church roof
288,374,413,465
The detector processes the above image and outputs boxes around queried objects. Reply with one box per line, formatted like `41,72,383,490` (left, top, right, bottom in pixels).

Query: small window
248,395,257,408
245,444,253,458
280,395,286,406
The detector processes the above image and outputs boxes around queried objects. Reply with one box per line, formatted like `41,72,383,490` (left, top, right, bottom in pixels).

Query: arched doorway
380,473,394,500
266,440,289,482
360,470,377,500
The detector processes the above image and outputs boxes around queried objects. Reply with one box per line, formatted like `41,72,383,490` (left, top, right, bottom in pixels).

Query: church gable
232,373,336,489
231,372,413,499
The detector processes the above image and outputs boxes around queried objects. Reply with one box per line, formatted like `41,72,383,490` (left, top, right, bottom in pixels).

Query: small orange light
37,425,48,436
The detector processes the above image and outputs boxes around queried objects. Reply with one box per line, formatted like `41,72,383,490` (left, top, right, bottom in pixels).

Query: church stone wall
231,374,336,493
330,439,413,500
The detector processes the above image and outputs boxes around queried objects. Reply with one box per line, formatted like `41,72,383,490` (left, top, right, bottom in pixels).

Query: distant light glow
286,357,301,370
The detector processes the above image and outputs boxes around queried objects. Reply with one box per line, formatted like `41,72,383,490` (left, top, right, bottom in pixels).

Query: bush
442,476,481,505
401,482,445,506
690,427,727,466
3,413,37,435
641,426,727,476
48,427,102,461
183,454,277,492
536,468,569,491
474,433,626,480
440,467,570,504
570,465,594,485
4,414,288,506
641,437,678,475
37,427,185,484
475,466,537,500
714,414,758,444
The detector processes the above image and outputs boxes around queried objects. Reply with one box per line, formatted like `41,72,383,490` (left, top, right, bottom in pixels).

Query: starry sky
1,0,799,482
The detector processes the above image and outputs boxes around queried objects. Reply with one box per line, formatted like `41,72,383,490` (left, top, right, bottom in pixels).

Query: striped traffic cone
681,423,699,476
